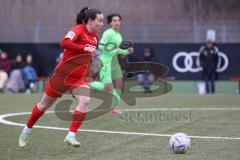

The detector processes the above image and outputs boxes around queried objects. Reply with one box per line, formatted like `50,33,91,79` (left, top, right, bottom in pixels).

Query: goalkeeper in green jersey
90,13,133,114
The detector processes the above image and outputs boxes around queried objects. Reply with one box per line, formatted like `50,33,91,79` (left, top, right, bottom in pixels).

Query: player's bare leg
110,77,123,114
19,93,57,148
90,81,121,113
64,85,90,148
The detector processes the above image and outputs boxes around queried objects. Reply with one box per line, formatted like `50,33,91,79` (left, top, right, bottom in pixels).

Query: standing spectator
137,48,155,93
199,40,219,94
7,54,25,93
0,51,11,92
22,54,39,93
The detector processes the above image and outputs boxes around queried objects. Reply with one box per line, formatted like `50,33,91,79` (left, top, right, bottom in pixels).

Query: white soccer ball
169,132,191,154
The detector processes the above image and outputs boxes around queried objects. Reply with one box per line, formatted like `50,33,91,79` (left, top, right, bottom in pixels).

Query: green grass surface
0,93,240,160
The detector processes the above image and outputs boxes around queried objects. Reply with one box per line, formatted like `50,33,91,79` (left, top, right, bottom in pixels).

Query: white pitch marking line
1,111,240,140
122,108,240,111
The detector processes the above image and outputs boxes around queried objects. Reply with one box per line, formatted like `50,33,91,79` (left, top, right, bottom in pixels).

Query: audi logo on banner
172,51,229,73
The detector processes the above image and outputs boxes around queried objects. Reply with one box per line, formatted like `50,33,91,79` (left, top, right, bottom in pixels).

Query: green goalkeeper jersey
90,28,128,106
98,28,128,70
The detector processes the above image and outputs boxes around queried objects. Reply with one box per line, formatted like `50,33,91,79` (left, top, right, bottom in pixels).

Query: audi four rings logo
172,51,229,73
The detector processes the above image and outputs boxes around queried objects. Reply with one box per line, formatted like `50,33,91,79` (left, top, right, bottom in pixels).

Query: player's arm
117,36,134,55
60,27,85,51
116,48,128,55
60,39,85,51
213,46,220,65
98,31,112,52
60,27,95,52
116,47,134,55
199,46,205,66
98,31,128,55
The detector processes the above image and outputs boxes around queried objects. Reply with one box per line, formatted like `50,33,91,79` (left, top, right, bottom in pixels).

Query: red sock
69,111,86,133
26,104,45,128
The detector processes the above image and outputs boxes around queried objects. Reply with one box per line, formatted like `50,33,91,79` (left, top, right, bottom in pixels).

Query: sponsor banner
128,43,240,80
0,43,239,80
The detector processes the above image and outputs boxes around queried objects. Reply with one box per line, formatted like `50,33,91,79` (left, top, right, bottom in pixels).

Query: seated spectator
22,54,39,93
0,51,11,93
137,48,155,93
7,54,25,93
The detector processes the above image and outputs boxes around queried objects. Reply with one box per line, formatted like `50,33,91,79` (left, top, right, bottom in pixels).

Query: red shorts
45,65,92,98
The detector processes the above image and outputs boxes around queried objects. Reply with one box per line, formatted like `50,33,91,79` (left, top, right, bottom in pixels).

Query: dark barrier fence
0,43,62,76
128,43,240,80
0,43,239,80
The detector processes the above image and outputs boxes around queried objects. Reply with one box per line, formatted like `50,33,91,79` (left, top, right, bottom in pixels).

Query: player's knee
117,83,123,90
114,80,123,90
104,83,113,92
38,93,57,111
81,96,90,105
76,95,90,106
38,101,51,111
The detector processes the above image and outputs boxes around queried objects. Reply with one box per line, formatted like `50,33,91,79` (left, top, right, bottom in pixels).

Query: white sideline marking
0,111,240,140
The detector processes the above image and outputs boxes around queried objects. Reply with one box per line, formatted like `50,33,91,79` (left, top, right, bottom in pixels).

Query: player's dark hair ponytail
76,7,102,25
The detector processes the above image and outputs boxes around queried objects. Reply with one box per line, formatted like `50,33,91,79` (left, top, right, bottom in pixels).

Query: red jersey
55,24,98,75
45,24,98,97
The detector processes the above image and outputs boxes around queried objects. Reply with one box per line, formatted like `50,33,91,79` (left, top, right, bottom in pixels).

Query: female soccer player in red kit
19,7,104,148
